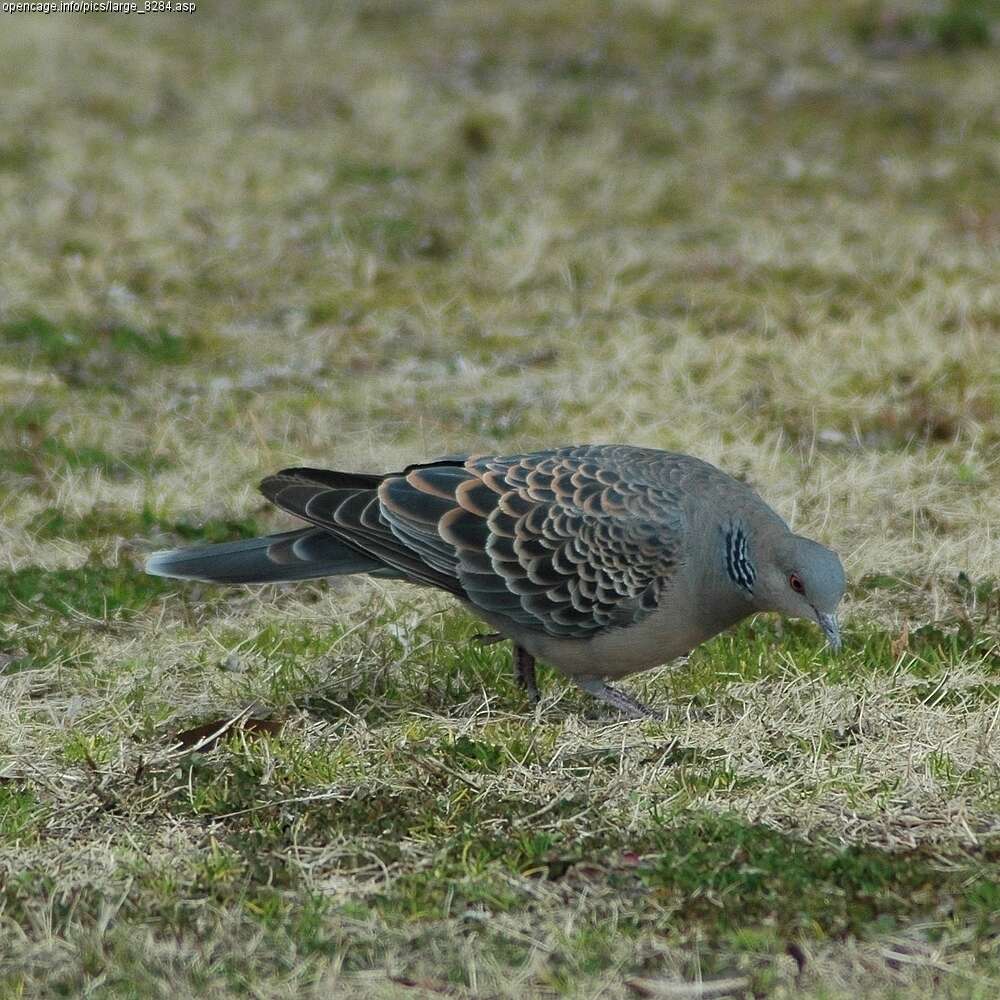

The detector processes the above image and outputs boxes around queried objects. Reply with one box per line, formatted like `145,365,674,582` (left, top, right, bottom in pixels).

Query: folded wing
263,448,685,639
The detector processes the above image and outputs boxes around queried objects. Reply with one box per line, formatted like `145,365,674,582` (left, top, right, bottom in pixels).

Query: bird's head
755,533,845,650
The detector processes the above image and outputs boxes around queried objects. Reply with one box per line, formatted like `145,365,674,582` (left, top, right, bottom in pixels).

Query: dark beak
816,611,841,652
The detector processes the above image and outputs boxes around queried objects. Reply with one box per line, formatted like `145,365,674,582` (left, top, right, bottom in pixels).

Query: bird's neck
693,511,788,635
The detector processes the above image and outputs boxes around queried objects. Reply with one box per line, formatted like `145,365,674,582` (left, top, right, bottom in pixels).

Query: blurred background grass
2,0,999,586
1,1,999,996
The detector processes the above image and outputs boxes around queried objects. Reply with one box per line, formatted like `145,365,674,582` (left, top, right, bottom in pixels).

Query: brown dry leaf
170,715,284,752
0,651,27,673
625,977,749,998
389,975,465,996
890,623,910,661
785,941,807,977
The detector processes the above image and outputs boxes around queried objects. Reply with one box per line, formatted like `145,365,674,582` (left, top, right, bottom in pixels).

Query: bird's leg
573,675,662,720
471,632,506,646
472,634,539,705
514,645,539,704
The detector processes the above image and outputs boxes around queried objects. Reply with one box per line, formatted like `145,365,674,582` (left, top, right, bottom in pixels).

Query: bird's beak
815,611,841,652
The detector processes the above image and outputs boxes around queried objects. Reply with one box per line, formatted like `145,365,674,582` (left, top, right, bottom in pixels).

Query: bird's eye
789,573,804,594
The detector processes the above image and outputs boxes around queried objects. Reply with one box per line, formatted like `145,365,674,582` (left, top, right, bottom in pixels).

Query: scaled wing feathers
381,448,686,638
261,448,686,639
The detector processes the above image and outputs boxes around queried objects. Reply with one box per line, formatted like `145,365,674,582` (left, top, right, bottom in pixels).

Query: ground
1,1,999,996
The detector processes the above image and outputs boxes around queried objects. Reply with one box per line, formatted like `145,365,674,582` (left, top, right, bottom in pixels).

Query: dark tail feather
144,527,401,584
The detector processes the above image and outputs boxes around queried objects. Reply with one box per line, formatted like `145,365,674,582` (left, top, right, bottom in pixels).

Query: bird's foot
514,645,539,705
573,675,662,720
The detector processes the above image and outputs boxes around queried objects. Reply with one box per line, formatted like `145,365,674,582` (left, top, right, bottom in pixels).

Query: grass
1,0,999,996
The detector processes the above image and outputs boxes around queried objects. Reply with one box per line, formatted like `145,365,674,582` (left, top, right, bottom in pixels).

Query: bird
145,445,845,718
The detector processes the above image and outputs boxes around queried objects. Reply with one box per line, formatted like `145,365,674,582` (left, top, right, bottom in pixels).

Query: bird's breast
513,595,737,680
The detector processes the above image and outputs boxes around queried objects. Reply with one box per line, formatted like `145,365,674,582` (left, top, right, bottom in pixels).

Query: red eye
789,573,804,594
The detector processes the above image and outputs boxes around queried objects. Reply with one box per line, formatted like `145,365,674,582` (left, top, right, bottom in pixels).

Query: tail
145,527,401,584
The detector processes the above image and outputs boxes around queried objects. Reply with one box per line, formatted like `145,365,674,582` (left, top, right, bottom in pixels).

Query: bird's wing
260,468,465,594
261,449,687,639
379,448,687,638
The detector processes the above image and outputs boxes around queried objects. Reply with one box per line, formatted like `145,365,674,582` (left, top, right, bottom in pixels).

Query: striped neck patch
724,523,756,593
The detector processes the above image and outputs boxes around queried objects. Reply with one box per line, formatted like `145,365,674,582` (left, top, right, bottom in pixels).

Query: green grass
0,0,999,996
29,505,260,543
0,565,174,619
0,437,168,481
1,314,193,367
